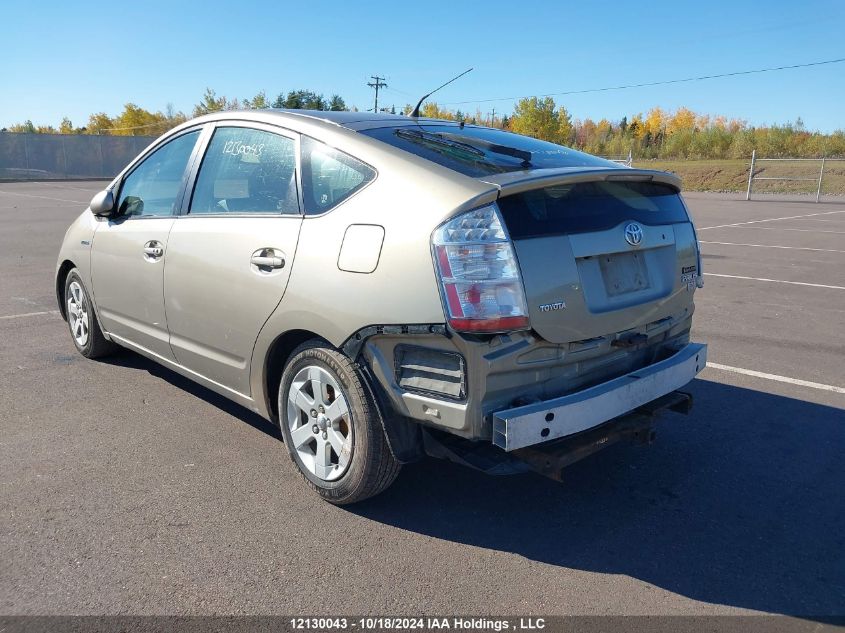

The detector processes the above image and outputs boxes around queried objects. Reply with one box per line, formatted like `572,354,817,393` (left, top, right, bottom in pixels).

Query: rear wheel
278,340,400,505
64,269,117,359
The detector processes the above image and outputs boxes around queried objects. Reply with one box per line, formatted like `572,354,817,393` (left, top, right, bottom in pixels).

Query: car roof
216,108,465,132
274,109,403,124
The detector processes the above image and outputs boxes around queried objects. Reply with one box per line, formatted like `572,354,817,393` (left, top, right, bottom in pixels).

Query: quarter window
189,127,299,215
301,136,375,215
117,130,200,217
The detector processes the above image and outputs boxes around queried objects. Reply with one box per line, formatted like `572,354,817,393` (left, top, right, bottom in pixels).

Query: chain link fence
0,133,158,180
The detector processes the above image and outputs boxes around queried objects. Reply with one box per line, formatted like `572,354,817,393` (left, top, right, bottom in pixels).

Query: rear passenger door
163,124,303,396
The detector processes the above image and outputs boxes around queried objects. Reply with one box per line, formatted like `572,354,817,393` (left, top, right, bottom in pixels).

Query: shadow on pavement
354,378,845,617
101,349,845,617
102,349,282,441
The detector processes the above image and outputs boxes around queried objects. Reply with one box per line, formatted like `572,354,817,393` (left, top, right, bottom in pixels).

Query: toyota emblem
624,222,643,246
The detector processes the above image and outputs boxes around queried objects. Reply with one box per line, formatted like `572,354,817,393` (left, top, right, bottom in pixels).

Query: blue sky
2,0,844,132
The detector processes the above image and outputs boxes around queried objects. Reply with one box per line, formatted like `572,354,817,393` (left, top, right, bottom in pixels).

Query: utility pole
367,75,387,113
488,107,497,128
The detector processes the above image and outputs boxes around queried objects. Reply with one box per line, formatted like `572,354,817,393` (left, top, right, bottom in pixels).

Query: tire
278,340,401,505
64,269,117,359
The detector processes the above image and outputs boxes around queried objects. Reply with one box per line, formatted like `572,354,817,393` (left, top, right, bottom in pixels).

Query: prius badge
624,222,643,246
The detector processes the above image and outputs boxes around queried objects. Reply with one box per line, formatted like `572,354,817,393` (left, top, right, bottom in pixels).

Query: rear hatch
488,169,699,344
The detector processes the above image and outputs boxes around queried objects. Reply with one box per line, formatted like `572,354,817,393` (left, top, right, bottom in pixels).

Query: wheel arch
56,259,76,321
261,329,330,424
257,325,425,464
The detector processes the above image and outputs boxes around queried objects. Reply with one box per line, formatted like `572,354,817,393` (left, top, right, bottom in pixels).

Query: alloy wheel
286,365,353,481
67,280,90,347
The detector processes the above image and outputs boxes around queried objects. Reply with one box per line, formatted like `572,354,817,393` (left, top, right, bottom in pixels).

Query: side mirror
90,190,115,217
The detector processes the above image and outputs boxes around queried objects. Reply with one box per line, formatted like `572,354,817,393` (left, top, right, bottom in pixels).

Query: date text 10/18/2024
290,617,547,631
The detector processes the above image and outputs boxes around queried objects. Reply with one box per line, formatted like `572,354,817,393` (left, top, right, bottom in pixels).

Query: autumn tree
509,97,560,142
86,113,113,135
110,103,164,136
575,118,597,148
644,107,666,139
420,102,455,120
667,107,696,134
557,106,574,145
628,114,643,139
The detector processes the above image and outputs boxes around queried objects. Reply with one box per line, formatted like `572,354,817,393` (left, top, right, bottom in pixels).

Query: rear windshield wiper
439,133,533,167
487,143,532,167
395,129,486,159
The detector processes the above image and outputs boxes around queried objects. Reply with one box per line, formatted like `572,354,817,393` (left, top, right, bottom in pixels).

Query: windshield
359,124,615,177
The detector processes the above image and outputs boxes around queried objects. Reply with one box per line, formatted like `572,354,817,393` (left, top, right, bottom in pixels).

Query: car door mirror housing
90,190,115,217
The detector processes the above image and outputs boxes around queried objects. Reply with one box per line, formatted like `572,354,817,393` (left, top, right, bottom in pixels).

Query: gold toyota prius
56,109,707,504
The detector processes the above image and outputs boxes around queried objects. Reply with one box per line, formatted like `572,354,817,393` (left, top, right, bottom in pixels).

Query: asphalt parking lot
1,181,843,617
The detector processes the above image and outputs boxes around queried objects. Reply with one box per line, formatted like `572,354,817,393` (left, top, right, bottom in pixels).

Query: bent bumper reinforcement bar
492,342,707,451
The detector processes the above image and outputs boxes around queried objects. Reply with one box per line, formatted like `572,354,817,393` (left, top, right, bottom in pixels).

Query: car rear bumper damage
356,325,706,475
492,342,707,451
508,389,694,481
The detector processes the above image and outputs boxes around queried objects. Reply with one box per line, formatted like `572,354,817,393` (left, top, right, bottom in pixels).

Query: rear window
359,124,612,177
497,180,689,239
301,136,375,215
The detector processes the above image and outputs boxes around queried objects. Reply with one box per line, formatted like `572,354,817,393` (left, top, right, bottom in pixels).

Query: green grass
637,159,845,195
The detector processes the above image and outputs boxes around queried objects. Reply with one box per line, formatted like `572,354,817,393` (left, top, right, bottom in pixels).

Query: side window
189,127,299,215
301,136,375,215
117,131,200,217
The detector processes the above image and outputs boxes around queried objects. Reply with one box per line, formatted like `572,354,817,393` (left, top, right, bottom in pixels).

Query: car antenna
409,68,473,118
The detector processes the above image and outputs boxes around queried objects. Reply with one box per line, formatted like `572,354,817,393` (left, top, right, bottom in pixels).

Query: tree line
4,88,843,159
418,97,845,159
2,88,350,138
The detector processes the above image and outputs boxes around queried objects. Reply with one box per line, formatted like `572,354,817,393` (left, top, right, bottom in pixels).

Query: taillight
691,224,705,289
432,205,529,333
683,198,705,289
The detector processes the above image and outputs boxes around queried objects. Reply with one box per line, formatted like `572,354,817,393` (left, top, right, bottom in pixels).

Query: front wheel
64,269,117,359
278,340,400,505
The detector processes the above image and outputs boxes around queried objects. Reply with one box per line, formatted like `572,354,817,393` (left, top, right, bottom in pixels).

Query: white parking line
703,273,845,290
698,210,845,230
0,204,81,210
700,241,845,253
707,363,845,395
0,190,88,204
41,182,106,192
0,310,60,320
732,226,845,234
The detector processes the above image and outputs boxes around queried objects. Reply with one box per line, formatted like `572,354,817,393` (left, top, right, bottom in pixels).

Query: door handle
143,241,164,260
250,251,285,270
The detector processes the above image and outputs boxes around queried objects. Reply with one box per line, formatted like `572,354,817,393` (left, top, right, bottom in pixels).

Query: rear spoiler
478,167,682,197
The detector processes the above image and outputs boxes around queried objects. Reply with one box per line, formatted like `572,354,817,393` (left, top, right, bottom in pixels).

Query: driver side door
90,129,203,360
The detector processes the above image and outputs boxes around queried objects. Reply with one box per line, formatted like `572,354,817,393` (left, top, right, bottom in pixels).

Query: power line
383,85,414,98
442,57,845,106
